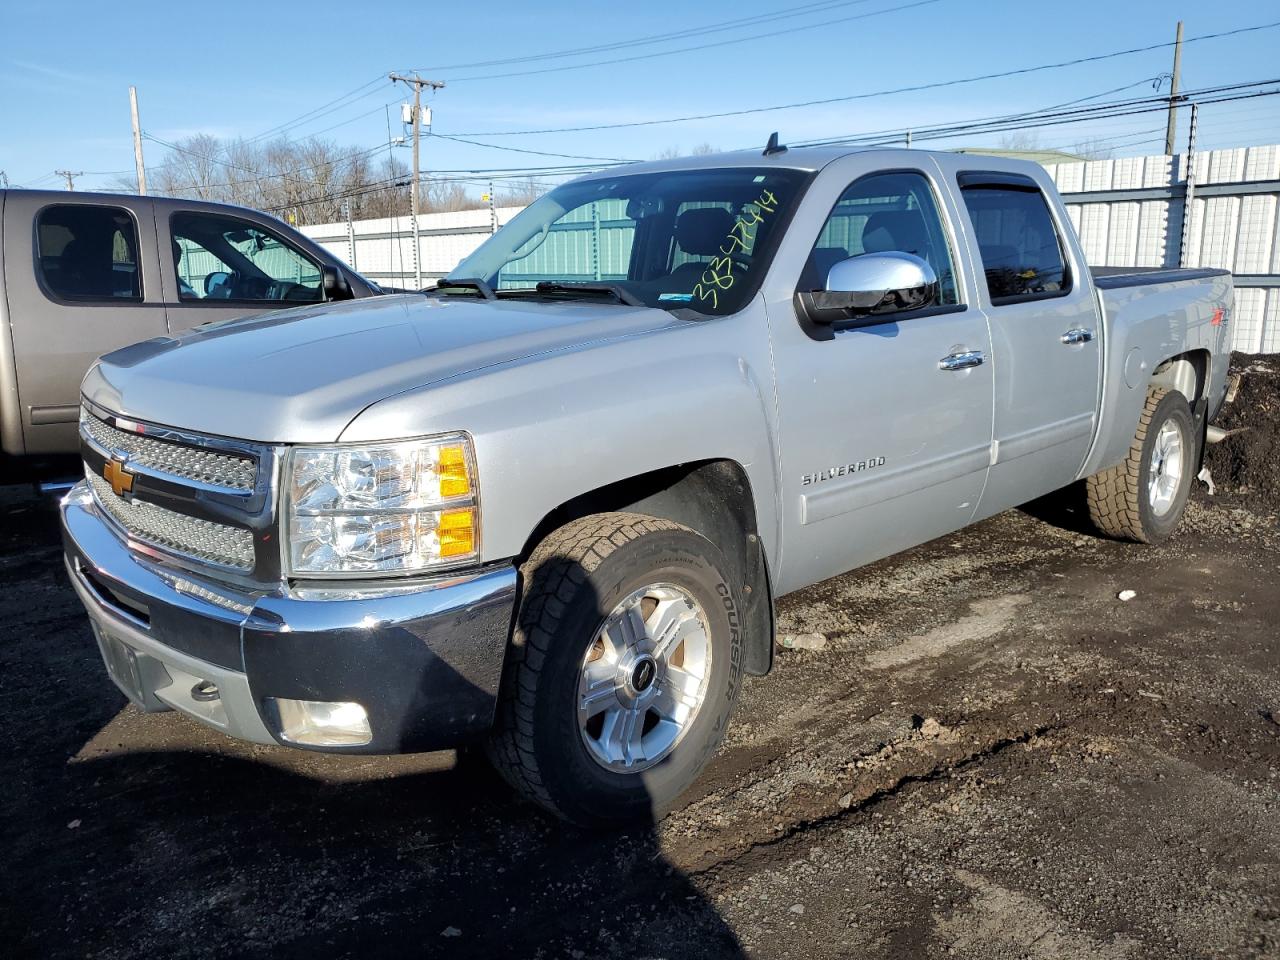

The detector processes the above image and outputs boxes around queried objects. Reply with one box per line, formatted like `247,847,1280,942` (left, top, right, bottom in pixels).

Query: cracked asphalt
1,483,1278,959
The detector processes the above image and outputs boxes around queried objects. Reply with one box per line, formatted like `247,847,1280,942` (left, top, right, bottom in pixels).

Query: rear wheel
1086,386,1197,543
486,512,744,827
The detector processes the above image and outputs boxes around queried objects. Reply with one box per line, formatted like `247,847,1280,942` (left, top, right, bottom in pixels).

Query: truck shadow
18,747,743,958
1017,480,1100,537
0,493,745,959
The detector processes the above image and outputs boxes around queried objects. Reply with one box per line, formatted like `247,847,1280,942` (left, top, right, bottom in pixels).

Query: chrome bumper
61,481,518,753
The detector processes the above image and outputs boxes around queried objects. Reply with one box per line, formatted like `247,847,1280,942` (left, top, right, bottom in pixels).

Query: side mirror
204,271,230,295
796,252,938,327
321,264,353,301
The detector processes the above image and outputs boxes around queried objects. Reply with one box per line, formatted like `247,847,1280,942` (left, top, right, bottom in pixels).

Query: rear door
3,194,165,453
159,207,328,333
950,169,1102,516
766,159,994,594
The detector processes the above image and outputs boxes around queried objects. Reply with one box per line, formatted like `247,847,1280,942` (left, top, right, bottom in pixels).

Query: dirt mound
1203,353,1280,509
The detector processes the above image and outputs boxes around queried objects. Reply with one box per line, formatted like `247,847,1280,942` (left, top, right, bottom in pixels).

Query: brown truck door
3,194,166,454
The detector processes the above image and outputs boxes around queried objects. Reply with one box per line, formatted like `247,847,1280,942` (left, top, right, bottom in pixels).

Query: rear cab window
958,173,1070,305
36,205,142,302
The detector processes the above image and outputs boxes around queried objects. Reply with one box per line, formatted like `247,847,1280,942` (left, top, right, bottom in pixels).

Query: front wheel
1086,386,1197,543
486,513,744,827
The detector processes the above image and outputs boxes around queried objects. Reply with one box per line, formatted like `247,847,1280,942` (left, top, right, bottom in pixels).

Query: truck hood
83,293,681,443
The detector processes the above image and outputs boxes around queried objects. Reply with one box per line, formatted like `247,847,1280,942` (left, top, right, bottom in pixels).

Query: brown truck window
170,212,323,303
36,205,142,302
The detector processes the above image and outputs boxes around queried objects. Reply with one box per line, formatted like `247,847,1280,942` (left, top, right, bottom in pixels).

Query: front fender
339,309,781,569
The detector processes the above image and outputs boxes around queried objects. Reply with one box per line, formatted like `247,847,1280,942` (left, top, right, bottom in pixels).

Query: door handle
938,350,986,371
1061,328,1095,345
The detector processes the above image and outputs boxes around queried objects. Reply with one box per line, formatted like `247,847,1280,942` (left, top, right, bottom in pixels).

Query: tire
486,512,745,827
1086,386,1197,543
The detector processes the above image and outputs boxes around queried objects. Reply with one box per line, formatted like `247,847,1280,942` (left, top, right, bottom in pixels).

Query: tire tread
1086,386,1168,542
485,512,685,817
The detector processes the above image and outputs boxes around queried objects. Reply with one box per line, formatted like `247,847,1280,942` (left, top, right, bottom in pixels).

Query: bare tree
495,177,545,207
1070,138,1115,161
111,134,494,226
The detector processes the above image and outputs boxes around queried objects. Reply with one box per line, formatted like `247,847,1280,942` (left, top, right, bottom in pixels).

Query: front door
766,162,994,594
3,195,166,453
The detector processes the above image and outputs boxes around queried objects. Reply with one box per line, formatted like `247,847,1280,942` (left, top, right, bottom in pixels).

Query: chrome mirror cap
826,251,937,301
795,252,941,330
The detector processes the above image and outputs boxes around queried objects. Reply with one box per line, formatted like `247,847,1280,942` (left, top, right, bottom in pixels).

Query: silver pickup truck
0,189,378,473
60,145,1232,827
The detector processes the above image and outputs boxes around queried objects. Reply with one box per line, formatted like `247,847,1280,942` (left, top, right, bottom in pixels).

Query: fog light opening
268,698,372,747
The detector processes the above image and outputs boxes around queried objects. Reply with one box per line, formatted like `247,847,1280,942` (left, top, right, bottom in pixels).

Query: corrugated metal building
302,143,1280,352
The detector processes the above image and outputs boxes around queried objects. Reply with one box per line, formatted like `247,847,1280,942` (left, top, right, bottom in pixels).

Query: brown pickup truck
0,189,380,477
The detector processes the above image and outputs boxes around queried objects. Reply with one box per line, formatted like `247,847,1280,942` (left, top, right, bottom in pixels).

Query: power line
443,19,1280,136
413,0,884,73
796,80,1280,149
427,133,637,163
775,76,1164,152
242,74,391,144
792,79,1279,147
439,0,945,83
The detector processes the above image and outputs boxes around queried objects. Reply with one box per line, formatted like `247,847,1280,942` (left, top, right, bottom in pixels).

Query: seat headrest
674,207,736,257
800,246,851,291
862,210,929,257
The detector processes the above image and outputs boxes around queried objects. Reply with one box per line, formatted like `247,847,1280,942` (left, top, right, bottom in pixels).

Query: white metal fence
1044,144,1280,353
302,143,1280,353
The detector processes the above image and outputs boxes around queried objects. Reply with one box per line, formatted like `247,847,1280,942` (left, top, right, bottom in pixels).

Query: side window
800,171,959,308
170,212,323,303
959,183,1069,304
36,205,142,301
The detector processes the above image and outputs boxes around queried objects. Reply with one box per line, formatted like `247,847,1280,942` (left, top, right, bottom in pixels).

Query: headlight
283,434,479,576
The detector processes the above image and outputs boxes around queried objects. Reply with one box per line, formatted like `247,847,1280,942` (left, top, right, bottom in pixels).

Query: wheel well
1150,349,1212,468
1151,350,1209,405
520,459,776,676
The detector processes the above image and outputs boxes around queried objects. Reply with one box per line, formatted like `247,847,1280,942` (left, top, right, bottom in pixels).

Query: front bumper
60,481,517,753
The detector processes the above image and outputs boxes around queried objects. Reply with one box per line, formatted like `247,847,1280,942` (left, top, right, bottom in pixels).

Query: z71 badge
802,457,886,486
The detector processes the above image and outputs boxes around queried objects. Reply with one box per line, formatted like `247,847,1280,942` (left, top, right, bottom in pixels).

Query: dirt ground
2,374,1279,958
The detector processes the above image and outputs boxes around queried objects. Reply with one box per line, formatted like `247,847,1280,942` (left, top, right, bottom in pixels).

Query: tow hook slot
191,680,220,703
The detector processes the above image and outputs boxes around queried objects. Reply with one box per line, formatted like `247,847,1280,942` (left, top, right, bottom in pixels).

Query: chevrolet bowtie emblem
103,458,135,498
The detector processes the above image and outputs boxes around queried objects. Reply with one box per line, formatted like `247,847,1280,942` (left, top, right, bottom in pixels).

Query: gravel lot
2,456,1278,958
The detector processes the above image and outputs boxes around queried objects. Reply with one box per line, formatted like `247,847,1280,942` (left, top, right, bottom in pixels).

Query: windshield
446,167,812,315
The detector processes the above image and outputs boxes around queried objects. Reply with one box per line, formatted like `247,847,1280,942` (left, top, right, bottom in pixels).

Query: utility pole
55,170,81,191
129,85,147,195
1164,20,1184,156
343,198,358,271
389,73,445,289
1178,101,1200,269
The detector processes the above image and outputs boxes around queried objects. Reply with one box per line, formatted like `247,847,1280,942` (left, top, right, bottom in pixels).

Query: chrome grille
87,471,256,571
83,412,257,493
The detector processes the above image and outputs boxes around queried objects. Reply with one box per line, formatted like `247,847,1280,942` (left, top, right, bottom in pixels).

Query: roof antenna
763,131,788,157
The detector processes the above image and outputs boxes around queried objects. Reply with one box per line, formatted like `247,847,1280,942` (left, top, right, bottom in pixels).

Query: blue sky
2,0,1278,193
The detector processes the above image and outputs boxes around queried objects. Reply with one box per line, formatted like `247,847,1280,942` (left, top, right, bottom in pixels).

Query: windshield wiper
429,277,496,300
528,281,645,307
